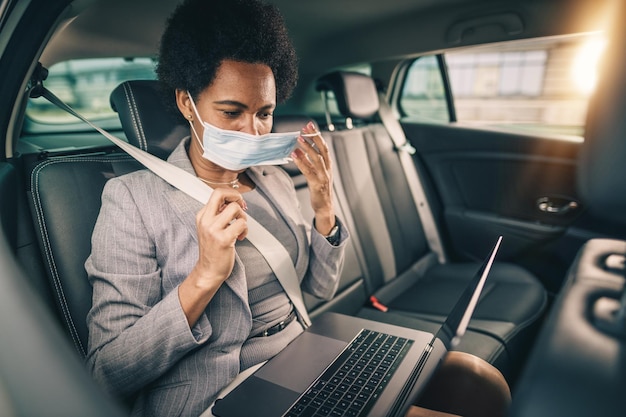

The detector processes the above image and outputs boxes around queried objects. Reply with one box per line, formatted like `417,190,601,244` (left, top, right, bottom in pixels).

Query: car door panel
401,122,626,292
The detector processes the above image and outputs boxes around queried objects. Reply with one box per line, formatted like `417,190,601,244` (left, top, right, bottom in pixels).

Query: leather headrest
110,80,188,160
578,3,626,225
316,71,380,120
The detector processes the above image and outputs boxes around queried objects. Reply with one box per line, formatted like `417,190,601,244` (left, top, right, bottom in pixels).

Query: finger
290,147,318,178
298,133,331,172
232,218,248,241
294,144,330,178
207,187,247,215
297,136,328,171
301,120,319,136
302,121,329,155
196,197,247,237
215,201,248,230
225,208,248,241
298,121,321,151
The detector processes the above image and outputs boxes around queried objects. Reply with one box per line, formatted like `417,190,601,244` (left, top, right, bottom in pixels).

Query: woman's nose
240,116,260,136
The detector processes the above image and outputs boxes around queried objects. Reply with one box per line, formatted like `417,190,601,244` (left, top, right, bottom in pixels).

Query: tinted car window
27,57,156,125
399,55,448,123
400,34,606,138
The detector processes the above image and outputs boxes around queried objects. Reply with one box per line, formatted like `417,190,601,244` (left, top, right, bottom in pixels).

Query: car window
26,57,157,125
399,33,606,139
398,55,449,123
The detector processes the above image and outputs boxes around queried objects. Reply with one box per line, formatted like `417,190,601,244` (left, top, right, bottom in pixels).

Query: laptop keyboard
284,329,414,417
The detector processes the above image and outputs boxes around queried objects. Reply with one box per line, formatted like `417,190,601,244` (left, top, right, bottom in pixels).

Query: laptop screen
432,235,503,349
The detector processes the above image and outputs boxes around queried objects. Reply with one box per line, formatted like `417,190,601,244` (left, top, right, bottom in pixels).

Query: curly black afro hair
156,0,298,119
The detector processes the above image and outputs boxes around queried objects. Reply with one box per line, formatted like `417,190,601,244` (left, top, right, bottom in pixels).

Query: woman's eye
259,112,273,120
222,111,241,118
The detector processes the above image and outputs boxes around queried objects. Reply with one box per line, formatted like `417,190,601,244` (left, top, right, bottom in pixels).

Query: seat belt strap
377,92,447,264
39,87,312,327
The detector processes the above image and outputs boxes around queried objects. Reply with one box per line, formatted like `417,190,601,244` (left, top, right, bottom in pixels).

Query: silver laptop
213,236,503,417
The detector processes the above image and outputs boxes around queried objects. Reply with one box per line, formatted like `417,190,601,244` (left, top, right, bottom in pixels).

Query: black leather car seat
28,80,188,357
29,149,141,357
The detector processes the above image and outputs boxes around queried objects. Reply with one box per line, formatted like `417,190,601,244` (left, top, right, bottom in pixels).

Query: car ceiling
41,0,614,73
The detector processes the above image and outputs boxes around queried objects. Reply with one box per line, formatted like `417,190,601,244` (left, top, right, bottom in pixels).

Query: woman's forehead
202,60,276,107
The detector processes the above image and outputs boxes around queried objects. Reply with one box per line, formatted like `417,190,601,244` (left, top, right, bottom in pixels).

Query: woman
85,1,347,416
86,1,510,417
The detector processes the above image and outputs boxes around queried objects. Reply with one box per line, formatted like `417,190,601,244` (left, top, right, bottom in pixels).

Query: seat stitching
31,160,86,357
123,82,148,151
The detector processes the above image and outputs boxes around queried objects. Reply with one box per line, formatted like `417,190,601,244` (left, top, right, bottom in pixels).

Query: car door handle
536,196,579,215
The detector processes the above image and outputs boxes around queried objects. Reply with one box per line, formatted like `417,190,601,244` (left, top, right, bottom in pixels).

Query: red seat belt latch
369,296,389,312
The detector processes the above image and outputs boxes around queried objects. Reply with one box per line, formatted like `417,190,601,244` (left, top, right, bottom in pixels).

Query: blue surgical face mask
188,93,299,171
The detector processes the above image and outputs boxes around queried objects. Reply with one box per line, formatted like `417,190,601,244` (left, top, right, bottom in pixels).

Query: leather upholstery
110,80,188,159
316,71,380,120
31,80,187,357
30,156,140,356
510,239,626,417
0,228,127,417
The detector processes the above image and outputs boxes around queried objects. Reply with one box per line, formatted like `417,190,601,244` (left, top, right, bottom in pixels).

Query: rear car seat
27,80,189,357
28,146,141,356
315,71,548,381
28,77,542,384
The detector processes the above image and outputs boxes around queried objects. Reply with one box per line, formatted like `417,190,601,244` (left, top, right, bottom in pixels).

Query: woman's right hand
195,187,248,283
179,188,248,326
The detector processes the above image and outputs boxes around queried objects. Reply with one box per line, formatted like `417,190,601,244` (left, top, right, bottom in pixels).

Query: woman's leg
407,351,511,417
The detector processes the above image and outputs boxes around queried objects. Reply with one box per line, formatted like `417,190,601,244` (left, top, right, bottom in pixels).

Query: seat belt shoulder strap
377,92,447,264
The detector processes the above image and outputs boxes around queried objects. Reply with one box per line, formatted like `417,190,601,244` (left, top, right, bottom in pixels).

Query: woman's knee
415,351,511,417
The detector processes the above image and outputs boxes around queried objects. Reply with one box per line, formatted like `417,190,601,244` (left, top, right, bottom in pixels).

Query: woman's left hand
291,121,336,235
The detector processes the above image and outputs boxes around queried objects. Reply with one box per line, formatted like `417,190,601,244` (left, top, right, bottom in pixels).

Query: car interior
0,0,625,416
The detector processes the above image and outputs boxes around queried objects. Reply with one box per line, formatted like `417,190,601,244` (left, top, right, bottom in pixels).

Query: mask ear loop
186,91,205,151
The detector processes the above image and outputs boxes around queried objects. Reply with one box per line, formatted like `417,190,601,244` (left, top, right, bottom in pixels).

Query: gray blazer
85,139,348,417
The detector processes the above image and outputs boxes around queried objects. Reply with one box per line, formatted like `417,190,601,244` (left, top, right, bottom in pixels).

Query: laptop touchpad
255,332,347,393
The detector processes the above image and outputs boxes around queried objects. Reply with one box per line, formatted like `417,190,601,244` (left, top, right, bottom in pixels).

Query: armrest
509,238,626,417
